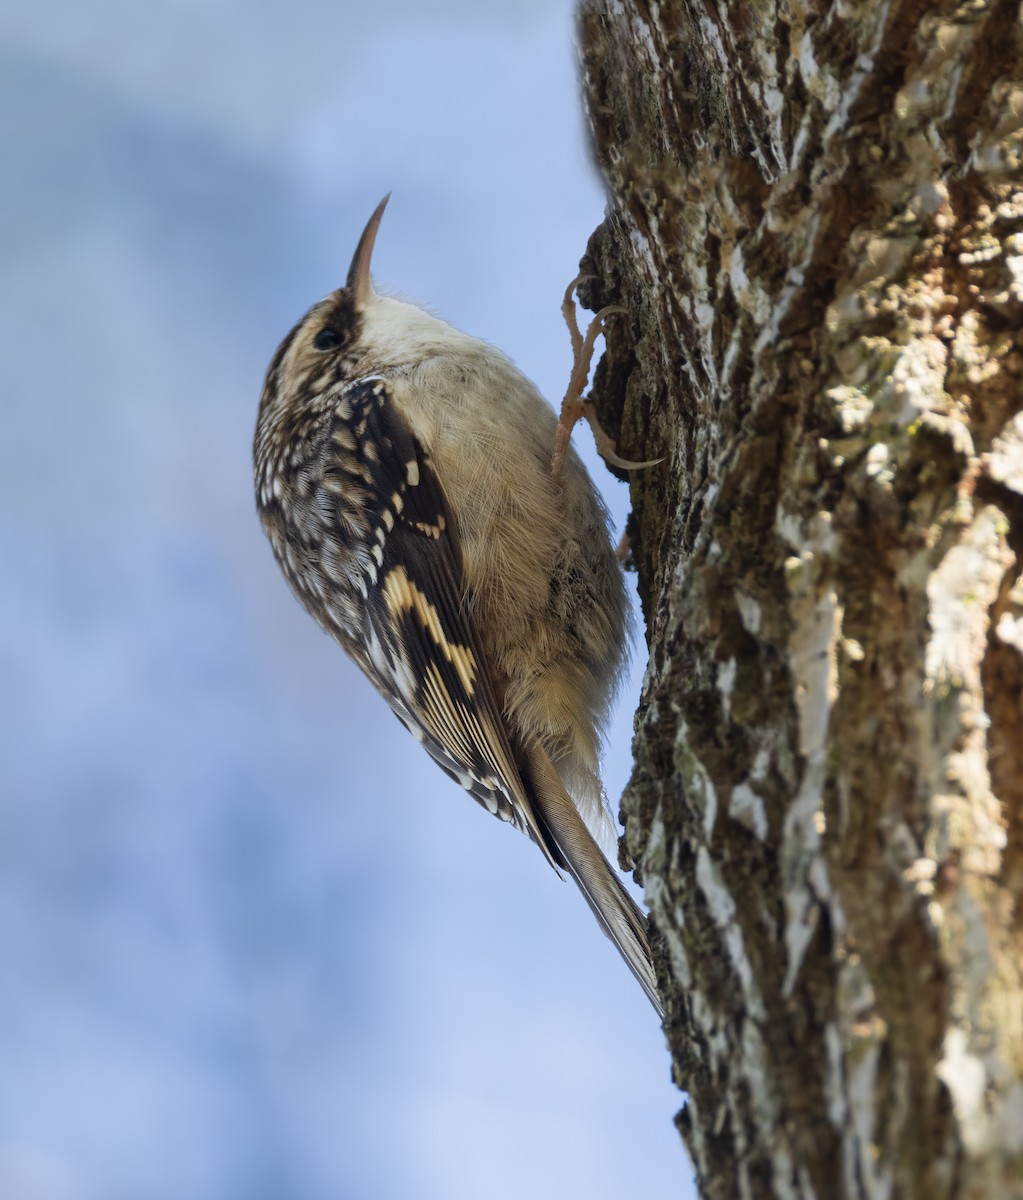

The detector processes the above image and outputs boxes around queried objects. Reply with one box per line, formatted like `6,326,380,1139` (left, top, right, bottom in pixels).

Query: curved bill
346,194,391,307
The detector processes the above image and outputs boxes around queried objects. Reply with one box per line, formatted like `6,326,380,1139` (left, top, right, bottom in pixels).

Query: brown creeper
253,196,661,1017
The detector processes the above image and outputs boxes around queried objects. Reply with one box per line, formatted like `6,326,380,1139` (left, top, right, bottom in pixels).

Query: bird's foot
551,276,661,481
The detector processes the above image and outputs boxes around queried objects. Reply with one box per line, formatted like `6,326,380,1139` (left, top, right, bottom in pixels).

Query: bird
253,195,662,1017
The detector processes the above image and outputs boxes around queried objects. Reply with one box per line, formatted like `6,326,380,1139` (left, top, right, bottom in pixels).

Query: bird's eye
313,327,342,351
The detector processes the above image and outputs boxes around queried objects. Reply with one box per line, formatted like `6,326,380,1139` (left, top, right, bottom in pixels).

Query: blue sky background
1,3,692,1197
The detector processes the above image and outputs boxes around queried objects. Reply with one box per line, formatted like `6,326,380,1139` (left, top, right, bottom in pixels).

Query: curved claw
592,304,627,325
600,448,665,471
582,402,662,471
563,272,597,309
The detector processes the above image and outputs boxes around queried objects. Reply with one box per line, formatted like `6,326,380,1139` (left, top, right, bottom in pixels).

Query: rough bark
577,2,1023,1197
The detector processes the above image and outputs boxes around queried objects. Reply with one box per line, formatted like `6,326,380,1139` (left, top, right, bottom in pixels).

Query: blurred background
1,2,692,1197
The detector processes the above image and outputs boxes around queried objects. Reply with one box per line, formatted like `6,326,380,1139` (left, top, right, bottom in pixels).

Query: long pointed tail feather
526,747,664,1018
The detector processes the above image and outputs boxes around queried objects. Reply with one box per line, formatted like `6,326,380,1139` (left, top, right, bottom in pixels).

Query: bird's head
259,194,468,424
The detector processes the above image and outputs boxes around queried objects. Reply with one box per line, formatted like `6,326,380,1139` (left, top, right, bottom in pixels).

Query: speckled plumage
253,197,661,1015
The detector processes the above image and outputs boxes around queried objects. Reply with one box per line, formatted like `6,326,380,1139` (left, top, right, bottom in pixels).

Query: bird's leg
551,276,623,480
551,276,661,482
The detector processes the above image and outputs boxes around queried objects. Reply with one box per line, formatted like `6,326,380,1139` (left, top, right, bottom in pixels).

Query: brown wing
318,376,560,868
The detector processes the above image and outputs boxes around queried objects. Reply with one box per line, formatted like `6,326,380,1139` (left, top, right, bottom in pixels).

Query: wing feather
319,377,559,867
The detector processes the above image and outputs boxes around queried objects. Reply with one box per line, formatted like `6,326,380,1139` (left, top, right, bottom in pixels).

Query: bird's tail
526,747,663,1018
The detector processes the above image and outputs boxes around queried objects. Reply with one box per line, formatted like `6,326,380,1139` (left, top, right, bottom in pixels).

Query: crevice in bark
577,0,1023,1195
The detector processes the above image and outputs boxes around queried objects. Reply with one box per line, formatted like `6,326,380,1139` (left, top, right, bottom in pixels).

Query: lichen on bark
577,1,1023,1196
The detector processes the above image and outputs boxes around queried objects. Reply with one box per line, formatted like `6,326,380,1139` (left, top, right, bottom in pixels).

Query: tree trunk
577,1,1023,1196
